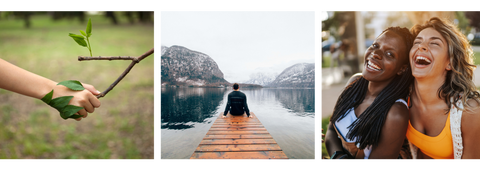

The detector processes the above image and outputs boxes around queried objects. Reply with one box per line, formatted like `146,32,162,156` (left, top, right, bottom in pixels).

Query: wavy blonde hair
411,17,480,111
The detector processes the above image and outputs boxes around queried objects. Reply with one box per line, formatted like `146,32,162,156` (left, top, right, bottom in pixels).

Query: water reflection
161,87,226,130
161,88,315,159
246,88,315,117
274,89,314,117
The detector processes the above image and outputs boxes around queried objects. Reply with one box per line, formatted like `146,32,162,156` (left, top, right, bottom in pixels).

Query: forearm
244,99,250,115
0,58,56,99
224,102,230,115
325,122,344,157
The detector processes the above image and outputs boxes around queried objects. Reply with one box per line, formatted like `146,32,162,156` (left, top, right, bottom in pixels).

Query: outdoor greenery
0,14,153,158
68,18,93,56
322,116,329,159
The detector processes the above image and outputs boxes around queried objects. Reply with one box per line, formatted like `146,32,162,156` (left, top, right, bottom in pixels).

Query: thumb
82,83,101,95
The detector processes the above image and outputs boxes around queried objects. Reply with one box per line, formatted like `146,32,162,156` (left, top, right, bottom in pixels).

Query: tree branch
78,56,137,61
78,48,154,98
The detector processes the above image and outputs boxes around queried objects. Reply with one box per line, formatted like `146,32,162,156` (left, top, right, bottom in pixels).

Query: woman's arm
325,122,344,157
325,73,363,158
460,100,480,159
368,102,409,159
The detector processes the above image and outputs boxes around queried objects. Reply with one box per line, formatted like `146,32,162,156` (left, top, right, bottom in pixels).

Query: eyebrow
415,36,445,44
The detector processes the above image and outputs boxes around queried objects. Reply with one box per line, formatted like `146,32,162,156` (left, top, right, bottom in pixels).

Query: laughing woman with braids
325,27,414,159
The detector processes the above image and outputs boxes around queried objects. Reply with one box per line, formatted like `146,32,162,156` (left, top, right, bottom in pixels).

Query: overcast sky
161,11,315,82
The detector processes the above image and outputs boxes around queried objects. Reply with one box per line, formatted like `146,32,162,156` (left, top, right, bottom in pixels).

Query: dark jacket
224,90,250,116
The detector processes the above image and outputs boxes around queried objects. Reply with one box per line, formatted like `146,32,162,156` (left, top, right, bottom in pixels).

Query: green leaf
69,33,87,47
41,90,54,104
50,96,73,110
41,80,89,119
80,30,87,37
69,33,84,39
86,18,92,36
61,105,84,119
68,114,84,119
58,80,85,91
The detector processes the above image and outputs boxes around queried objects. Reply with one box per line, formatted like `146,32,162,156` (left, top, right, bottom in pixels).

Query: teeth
416,56,431,63
367,61,381,71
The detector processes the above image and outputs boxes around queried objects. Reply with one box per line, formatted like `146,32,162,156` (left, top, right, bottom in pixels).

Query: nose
371,50,382,60
417,41,428,51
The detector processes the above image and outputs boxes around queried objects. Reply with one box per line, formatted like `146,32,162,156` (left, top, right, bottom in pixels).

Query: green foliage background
0,14,153,159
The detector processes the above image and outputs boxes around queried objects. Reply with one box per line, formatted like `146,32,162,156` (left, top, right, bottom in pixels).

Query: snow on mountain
161,45,228,86
244,72,278,86
269,63,315,88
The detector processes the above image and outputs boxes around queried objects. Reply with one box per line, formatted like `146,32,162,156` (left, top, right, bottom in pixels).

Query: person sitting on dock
223,83,251,118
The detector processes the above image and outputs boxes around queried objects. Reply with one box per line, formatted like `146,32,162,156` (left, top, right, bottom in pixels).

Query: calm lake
161,87,315,159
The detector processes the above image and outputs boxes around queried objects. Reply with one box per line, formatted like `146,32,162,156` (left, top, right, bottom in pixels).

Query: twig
79,48,154,98
78,56,137,61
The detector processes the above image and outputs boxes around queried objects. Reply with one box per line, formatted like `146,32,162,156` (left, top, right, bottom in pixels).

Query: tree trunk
124,12,134,24
105,12,118,25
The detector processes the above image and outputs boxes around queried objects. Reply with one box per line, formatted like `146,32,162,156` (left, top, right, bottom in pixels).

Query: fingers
88,92,101,108
83,83,101,108
82,83,101,96
74,109,88,121
53,82,102,121
72,87,100,121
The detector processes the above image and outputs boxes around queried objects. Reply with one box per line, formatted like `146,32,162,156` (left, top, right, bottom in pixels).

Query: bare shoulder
461,99,480,131
459,99,480,158
345,73,363,87
385,101,410,124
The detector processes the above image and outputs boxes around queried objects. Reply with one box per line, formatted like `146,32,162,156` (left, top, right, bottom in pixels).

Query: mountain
268,63,315,88
161,45,228,86
244,72,278,86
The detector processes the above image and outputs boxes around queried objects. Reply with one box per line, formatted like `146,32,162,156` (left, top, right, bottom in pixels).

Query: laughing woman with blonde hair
407,17,480,159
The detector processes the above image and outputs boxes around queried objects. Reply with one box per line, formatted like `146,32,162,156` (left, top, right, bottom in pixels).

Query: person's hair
330,26,415,149
410,17,480,112
233,83,239,90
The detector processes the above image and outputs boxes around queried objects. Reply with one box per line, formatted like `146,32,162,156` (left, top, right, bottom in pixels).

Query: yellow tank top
406,113,454,159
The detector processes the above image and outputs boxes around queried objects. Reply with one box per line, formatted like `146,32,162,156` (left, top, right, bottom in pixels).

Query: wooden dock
190,112,288,159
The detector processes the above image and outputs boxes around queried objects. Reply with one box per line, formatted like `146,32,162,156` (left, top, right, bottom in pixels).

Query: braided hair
330,26,415,150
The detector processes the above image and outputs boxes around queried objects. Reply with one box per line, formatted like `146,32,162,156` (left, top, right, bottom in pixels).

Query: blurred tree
322,11,359,75
137,12,153,24
12,12,33,28
455,11,471,34
105,11,118,25
23,13,31,28
50,12,85,24
124,12,135,24
406,11,455,26
384,12,412,29
318,9,340,64
465,11,480,31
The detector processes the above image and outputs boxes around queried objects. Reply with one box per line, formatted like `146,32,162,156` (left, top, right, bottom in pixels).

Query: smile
367,60,382,71
415,56,432,65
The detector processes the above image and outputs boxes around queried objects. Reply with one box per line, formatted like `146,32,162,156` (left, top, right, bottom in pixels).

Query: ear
446,63,452,71
397,65,408,75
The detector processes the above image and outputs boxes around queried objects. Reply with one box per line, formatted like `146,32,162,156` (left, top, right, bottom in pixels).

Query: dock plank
190,112,288,159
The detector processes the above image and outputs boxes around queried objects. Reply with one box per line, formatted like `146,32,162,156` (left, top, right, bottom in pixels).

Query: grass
321,54,339,68
474,51,480,65
322,116,330,159
0,13,153,159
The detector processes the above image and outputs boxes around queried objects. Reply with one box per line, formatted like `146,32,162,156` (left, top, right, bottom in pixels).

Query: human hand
52,82,101,121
